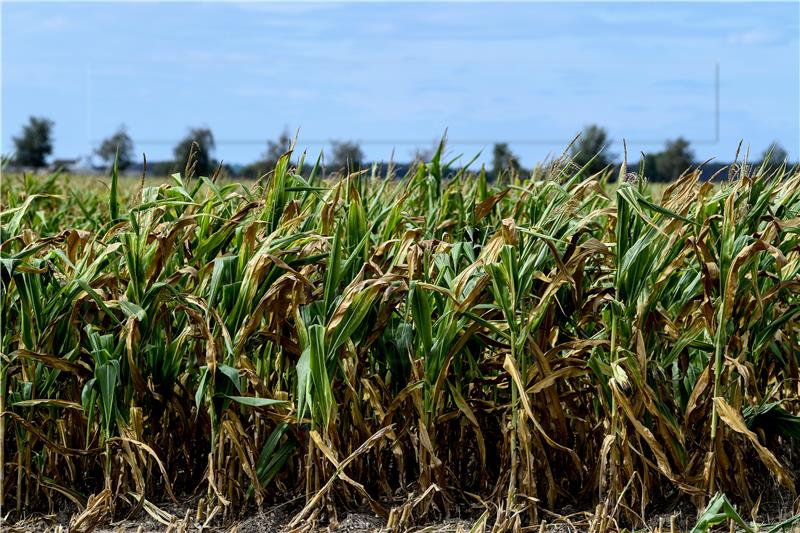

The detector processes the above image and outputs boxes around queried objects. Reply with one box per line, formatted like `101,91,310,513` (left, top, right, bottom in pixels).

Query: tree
13,116,54,169
570,124,613,175
329,140,364,171
760,142,788,167
147,161,177,177
411,141,439,164
95,125,134,171
265,128,293,168
174,127,215,177
655,137,694,181
238,129,295,179
491,143,522,177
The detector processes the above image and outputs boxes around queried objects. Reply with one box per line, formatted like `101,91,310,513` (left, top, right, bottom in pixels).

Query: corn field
1,145,800,532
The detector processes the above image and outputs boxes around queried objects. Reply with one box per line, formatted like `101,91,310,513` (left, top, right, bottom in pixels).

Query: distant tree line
490,124,793,182
6,115,794,182
492,125,695,182
6,117,369,178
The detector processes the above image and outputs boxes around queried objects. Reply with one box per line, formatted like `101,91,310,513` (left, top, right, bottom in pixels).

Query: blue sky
2,2,799,167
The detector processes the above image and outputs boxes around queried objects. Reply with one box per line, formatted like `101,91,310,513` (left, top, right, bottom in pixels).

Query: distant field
1,153,799,532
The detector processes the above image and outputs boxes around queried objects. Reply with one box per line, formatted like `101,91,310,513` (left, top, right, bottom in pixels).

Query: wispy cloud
5,11,78,34
728,29,785,46
40,15,75,31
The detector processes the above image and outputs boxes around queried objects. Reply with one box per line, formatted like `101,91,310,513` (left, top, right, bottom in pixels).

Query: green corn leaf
217,364,241,394
308,324,334,427
219,395,289,408
195,366,210,411
110,147,119,220
296,346,311,421
409,281,433,355
691,493,753,533
95,360,119,436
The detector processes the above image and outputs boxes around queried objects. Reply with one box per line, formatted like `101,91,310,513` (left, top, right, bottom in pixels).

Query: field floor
5,494,799,533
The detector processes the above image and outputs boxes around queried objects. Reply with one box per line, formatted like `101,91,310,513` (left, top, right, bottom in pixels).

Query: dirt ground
4,507,478,533
4,496,798,533
2,501,578,533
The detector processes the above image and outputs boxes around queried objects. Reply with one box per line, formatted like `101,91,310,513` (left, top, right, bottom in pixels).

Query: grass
1,145,799,532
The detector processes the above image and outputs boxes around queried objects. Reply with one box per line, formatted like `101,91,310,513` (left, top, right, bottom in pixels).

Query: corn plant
1,147,799,531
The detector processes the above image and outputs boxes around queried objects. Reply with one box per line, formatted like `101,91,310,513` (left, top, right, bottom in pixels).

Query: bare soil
4,494,798,532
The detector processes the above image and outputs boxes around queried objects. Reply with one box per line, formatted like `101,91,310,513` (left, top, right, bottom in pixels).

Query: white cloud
39,15,75,31
4,10,79,34
728,29,783,46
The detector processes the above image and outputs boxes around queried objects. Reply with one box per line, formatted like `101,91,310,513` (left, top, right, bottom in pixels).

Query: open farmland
1,147,800,532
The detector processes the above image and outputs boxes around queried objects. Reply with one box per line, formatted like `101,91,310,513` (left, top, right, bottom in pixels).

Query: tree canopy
761,142,788,167
13,116,54,169
570,124,614,175
265,128,293,168
95,125,135,171
653,137,694,182
491,143,522,177
174,128,216,177
329,140,364,171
